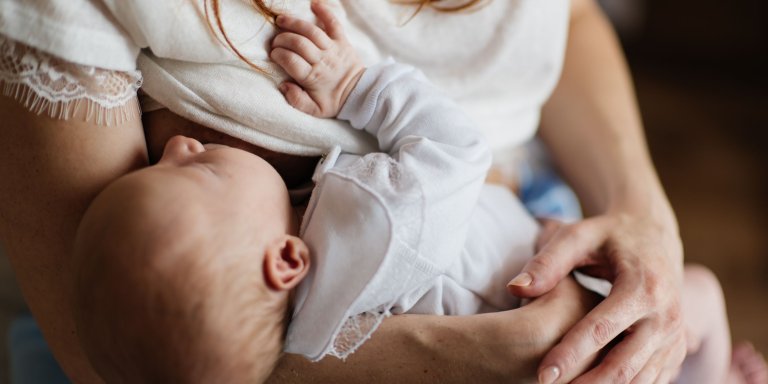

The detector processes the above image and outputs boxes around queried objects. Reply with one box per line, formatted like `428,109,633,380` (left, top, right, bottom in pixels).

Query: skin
0,0,687,382
539,220,762,384
269,275,602,384
0,94,146,383
270,2,685,383
142,109,320,188
265,5,599,382
74,135,311,383
507,0,687,382
270,1,365,117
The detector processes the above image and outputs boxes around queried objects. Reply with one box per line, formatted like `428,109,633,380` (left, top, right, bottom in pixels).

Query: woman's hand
269,276,602,384
270,0,364,118
509,211,686,384
515,0,689,380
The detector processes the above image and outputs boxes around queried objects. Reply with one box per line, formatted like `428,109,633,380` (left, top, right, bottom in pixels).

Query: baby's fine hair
73,183,288,383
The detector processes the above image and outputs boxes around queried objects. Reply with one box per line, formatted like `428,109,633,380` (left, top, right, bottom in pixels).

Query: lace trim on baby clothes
329,307,392,360
0,36,143,125
325,154,427,360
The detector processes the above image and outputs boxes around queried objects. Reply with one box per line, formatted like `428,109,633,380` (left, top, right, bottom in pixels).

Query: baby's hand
270,0,364,118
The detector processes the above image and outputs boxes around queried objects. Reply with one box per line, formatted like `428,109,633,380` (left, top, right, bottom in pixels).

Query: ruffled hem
1,80,141,125
0,35,142,126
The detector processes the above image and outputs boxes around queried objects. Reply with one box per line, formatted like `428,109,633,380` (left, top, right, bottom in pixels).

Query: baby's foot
728,342,768,384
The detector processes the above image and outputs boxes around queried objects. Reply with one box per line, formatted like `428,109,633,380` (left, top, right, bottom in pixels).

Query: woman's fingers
570,319,663,384
652,370,674,384
535,218,564,252
507,219,607,298
275,14,332,49
627,349,665,384
310,0,345,41
645,332,686,384
538,285,647,383
511,210,686,384
272,32,322,65
533,230,686,384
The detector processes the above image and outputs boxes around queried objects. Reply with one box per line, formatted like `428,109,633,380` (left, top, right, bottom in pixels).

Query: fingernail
538,366,560,384
507,272,533,287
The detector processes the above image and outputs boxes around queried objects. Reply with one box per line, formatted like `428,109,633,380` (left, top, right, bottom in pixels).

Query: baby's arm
270,1,363,118
272,1,494,361
272,1,491,267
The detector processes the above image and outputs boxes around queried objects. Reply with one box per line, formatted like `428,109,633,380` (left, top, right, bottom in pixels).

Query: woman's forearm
515,0,687,381
0,94,148,383
268,277,600,383
539,0,675,227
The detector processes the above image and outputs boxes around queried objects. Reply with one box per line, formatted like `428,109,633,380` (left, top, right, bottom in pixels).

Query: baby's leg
676,264,768,384
675,264,732,384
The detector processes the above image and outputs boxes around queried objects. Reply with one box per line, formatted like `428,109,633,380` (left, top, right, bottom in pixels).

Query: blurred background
600,0,768,358
0,0,766,381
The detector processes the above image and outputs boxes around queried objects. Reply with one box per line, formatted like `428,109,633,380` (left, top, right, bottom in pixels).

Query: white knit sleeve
0,36,143,125
287,60,493,361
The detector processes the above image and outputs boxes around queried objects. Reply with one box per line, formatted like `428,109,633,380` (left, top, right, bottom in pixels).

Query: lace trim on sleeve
0,36,143,126
325,155,427,360
329,307,392,360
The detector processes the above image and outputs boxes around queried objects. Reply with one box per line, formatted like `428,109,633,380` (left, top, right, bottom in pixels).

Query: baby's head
74,135,310,383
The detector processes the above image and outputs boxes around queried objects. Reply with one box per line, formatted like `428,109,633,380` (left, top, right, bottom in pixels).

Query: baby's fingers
278,82,322,117
275,15,332,49
273,32,322,64
310,0,345,41
270,47,311,81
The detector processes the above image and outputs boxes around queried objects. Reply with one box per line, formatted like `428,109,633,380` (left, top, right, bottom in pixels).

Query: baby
73,1,766,383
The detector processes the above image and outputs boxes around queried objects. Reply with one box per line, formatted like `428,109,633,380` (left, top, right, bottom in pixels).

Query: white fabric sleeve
286,60,492,361
0,36,142,125
338,59,492,269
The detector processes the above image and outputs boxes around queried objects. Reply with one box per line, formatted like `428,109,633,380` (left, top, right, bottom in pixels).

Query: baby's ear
264,235,310,291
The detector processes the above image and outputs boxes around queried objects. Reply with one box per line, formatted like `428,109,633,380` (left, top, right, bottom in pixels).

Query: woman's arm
268,276,600,384
507,0,687,382
0,94,148,383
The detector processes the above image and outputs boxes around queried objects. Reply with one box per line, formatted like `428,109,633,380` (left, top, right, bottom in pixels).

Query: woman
0,0,684,382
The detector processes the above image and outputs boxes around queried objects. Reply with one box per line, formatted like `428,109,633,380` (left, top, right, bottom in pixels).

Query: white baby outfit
286,60,539,360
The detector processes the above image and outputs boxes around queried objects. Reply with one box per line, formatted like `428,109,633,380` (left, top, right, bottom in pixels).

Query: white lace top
0,0,569,153
0,36,142,125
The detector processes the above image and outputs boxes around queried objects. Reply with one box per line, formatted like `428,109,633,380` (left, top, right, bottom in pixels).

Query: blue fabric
517,141,582,222
519,164,582,221
7,315,70,384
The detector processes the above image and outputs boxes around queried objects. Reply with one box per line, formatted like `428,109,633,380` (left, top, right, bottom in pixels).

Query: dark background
602,0,768,356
